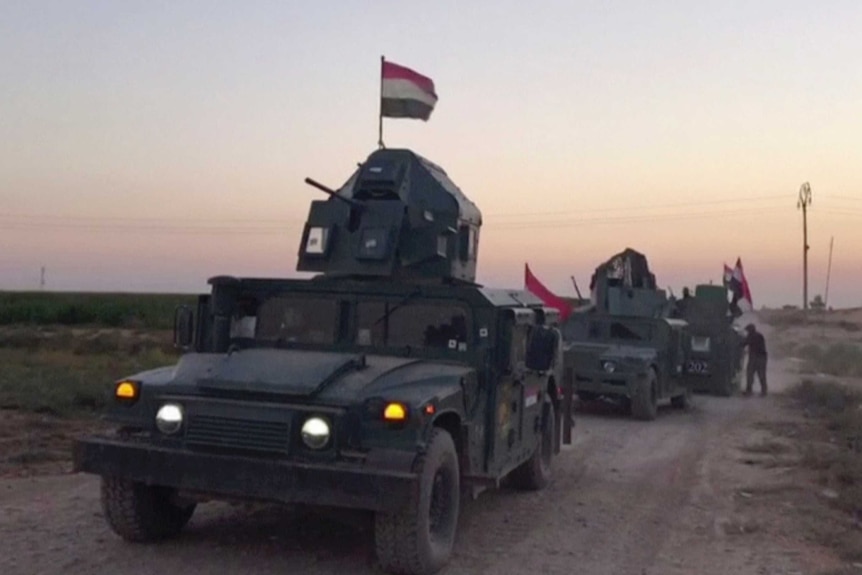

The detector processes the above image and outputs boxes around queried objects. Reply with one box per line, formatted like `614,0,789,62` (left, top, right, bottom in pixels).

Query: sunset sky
2,1,861,308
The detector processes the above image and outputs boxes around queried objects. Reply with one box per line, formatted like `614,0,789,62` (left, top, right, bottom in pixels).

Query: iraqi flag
525,264,573,321
724,258,753,313
381,60,438,121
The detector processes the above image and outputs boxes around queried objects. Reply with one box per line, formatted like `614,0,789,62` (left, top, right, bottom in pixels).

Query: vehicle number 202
687,360,708,374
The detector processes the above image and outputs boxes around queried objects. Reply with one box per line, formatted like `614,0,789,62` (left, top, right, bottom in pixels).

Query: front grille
185,415,290,455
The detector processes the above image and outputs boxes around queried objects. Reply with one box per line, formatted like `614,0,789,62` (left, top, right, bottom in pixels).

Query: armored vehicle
73,148,572,575
562,249,690,420
679,284,743,396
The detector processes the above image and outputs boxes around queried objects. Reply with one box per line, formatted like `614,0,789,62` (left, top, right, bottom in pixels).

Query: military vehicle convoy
562,249,691,420
679,284,744,396
73,149,574,575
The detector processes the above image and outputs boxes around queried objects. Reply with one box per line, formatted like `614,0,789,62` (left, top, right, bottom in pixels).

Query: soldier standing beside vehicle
741,323,767,396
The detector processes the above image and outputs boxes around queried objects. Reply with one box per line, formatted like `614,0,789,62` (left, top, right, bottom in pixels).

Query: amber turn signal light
383,402,407,422
115,381,139,402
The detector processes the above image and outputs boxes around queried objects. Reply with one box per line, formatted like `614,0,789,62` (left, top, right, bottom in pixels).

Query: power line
0,193,857,235
0,206,782,234
485,194,788,218
489,207,787,229
820,194,862,203
0,194,792,227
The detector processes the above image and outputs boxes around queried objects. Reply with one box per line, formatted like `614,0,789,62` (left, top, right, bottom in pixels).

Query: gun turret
297,148,481,283
588,248,670,317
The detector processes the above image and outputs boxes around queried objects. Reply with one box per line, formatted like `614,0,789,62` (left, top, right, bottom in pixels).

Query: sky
1,0,861,308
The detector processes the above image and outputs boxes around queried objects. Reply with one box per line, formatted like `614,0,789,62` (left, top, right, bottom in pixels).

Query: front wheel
100,477,196,542
631,369,658,421
671,386,691,409
510,396,555,491
375,428,460,575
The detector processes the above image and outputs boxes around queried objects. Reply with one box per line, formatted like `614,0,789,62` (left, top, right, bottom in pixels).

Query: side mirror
173,305,194,350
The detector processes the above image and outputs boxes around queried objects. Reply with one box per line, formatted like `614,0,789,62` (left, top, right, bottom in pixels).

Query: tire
716,373,734,397
375,428,460,575
100,476,196,542
631,369,658,421
510,397,555,491
671,386,691,409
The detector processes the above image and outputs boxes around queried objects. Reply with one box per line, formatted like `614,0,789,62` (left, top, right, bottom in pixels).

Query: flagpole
378,55,385,149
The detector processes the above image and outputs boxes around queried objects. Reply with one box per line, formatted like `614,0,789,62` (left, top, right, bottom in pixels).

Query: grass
789,380,862,517
0,347,178,416
0,291,197,329
793,342,862,378
0,293,191,474
761,309,862,333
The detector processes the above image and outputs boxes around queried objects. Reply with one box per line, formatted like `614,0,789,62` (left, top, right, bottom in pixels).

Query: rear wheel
716,373,735,397
100,477,196,542
375,428,460,575
510,397,555,491
631,369,658,421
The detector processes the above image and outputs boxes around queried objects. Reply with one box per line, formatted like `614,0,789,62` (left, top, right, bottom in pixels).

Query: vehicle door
490,308,536,474
667,323,687,389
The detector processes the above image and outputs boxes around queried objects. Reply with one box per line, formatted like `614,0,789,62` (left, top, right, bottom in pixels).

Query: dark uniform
742,324,767,395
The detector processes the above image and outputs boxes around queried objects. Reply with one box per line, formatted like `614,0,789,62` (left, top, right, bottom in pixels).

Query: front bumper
573,371,638,396
73,436,417,512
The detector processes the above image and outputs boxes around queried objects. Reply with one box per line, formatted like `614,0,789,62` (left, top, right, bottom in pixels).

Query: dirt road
0,345,844,574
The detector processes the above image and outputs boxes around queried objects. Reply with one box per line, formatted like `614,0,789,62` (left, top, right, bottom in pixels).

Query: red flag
525,264,573,321
733,258,753,311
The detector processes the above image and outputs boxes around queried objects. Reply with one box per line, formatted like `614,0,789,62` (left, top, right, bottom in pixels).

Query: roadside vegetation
786,380,862,563
0,291,196,329
0,292,185,475
0,322,179,417
794,343,862,378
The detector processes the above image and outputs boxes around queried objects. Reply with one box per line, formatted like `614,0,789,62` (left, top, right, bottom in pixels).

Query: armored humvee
679,284,743,396
73,148,573,575
562,249,691,420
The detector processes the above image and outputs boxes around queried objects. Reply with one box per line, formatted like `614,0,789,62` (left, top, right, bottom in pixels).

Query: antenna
570,276,583,300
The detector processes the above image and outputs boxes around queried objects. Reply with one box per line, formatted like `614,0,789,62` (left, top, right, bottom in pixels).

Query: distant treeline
0,291,198,329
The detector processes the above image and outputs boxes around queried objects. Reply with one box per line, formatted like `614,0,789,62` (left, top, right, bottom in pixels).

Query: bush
794,343,862,378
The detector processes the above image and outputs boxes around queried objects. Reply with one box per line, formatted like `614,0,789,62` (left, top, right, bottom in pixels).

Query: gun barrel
304,178,362,208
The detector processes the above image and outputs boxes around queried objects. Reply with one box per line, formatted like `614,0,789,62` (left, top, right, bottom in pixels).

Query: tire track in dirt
0,397,763,575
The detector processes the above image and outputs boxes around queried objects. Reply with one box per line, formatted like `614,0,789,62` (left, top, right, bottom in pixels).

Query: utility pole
797,182,812,310
40,266,46,290
825,236,834,309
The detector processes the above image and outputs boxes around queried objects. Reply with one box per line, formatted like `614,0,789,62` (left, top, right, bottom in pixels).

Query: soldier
671,287,692,319
741,323,767,396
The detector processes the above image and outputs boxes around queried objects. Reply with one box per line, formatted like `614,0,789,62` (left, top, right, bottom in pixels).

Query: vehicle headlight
602,360,616,373
155,403,184,435
301,416,331,450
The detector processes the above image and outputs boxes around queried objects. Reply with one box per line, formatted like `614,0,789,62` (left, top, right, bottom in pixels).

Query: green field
0,291,197,329
0,291,191,417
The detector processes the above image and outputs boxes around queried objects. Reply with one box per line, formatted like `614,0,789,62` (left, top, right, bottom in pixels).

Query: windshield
232,296,338,345
355,301,470,351
225,293,471,352
588,320,653,342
